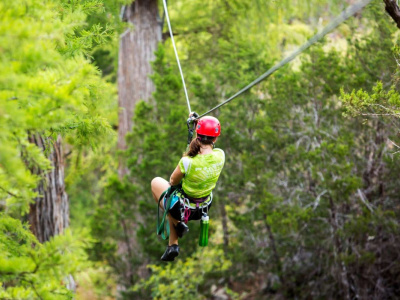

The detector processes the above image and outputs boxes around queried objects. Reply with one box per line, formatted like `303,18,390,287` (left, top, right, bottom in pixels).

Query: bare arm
170,165,184,186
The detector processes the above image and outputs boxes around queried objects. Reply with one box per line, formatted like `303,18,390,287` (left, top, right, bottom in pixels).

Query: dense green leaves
0,0,114,214
109,1,400,298
0,0,115,297
3,0,400,299
133,248,233,299
0,214,90,299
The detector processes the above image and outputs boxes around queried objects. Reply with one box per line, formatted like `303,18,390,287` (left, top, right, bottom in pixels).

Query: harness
177,190,212,223
156,184,212,240
156,112,213,240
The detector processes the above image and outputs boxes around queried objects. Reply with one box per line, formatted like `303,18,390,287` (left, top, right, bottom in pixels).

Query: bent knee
151,177,164,189
151,177,168,191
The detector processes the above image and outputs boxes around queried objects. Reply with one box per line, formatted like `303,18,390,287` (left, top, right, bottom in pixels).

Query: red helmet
196,116,221,137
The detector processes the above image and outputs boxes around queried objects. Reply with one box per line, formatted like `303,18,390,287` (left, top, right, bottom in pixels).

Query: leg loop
182,198,191,224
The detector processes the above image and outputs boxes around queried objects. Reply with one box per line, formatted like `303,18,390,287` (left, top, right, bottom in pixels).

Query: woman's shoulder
213,148,224,153
213,148,225,158
179,156,192,173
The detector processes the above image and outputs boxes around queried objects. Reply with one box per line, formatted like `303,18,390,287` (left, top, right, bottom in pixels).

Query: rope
157,188,172,240
162,0,191,114
196,0,373,119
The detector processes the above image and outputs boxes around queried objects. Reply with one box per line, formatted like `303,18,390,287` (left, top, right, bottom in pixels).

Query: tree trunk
116,0,161,291
118,0,161,177
28,134,69,243
383,0,400,29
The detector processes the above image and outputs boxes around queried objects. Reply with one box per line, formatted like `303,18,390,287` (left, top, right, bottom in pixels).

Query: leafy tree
1,0,116,297
133,248,233,299
64,0,400,299
222,3,400,298
0,214,90,299
0,0,113,215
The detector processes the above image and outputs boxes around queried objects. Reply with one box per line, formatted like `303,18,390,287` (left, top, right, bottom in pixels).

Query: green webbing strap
157,184,182,240
157,188,172,240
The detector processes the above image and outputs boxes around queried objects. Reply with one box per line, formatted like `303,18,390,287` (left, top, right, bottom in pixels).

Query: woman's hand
188,112,199,120
187,112,199,128
189,112,198,118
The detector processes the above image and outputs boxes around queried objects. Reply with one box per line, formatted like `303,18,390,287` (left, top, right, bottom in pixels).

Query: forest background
1,0,400,299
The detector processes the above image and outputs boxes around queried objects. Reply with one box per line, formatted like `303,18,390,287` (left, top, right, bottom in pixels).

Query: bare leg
168,215,179,246
151,177,180,245
151,177,170,208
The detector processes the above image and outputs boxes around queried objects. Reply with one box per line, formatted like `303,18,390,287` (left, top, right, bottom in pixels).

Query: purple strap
184,207,191,223
182,196,209,224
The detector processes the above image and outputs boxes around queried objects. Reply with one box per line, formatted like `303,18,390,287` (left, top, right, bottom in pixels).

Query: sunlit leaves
133,248,232,299
0,0,115,214
0,214,90,299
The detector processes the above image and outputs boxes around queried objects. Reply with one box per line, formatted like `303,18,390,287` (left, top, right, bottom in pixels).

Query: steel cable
162,0,192,113
197,0,373,119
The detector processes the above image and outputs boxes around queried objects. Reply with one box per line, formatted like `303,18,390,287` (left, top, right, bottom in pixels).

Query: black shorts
161,192,212,222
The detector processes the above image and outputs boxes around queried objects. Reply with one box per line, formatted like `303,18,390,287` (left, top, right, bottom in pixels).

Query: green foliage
90,46,203,293
3,0,398,298
90,175,135,264
0,0,117,297
341,2,400,127
342,82,400,117
0,214,90,299
133,248,233,299
89,1,400,299
75,264,117,300
83,0,127,81
66,138,118,230
0,0,114,214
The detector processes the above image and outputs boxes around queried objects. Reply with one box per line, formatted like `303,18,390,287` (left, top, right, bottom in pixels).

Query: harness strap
183,207,191,224
180,193,213,224
157,186,176,240
157,187,213,236
184,193,213,209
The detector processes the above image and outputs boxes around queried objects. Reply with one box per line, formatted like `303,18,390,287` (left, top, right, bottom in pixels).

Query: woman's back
179,148,225,198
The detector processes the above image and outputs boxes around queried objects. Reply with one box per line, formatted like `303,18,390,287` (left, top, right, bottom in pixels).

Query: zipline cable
162,0,191,113
196,0,372,119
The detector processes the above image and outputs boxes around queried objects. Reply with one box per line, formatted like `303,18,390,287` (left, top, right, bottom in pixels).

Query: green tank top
178,148,225,198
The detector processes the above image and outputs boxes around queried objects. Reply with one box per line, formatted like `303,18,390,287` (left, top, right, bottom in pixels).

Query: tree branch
0,186,19,198
383,0,400,29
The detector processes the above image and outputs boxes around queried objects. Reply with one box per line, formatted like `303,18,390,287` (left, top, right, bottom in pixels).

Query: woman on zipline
151,116,225,261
